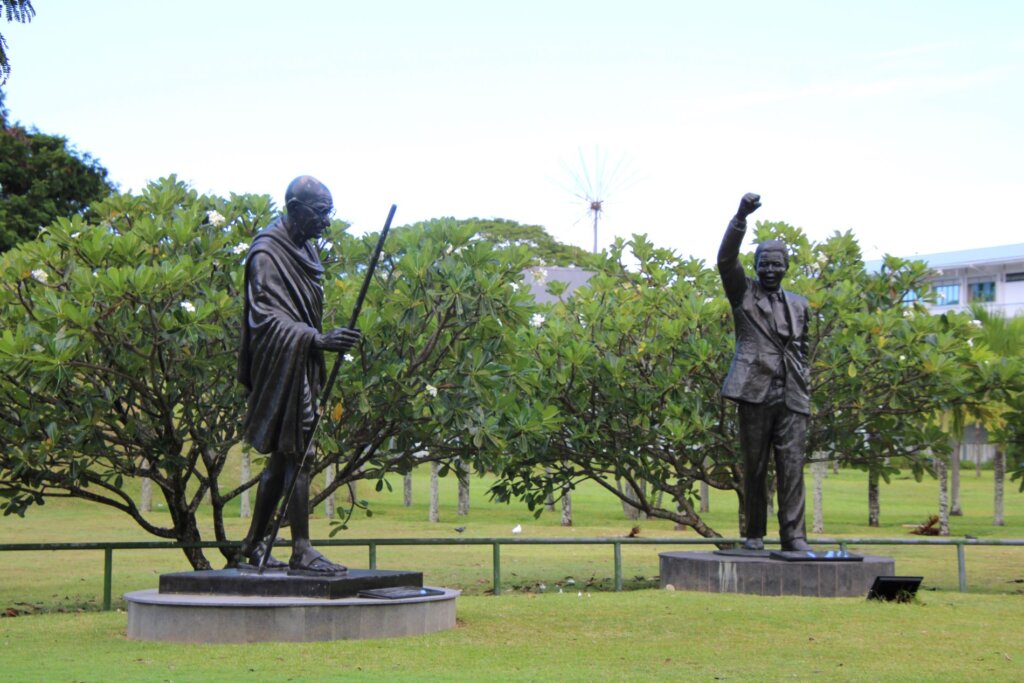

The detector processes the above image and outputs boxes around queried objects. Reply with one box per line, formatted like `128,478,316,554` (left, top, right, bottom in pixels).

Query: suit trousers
737,380,808,543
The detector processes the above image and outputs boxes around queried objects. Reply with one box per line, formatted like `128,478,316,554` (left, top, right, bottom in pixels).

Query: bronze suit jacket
717,217,810,415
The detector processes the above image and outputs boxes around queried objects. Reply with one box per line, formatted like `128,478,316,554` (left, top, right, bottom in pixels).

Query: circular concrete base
660,551,895,598
125,587,459,643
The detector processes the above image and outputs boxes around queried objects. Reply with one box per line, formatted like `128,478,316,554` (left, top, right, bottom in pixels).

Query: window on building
933,282,960,305
1006,272,1024,283
968,280,996,303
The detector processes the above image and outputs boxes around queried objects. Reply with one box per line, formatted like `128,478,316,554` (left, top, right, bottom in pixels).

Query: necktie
771,291,790,338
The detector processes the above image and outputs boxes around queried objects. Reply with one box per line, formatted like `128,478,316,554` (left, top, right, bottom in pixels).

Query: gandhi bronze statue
718,193,812,552
237,176,361,573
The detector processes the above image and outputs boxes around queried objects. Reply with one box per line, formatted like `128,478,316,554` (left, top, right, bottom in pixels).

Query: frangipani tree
490,224,996,538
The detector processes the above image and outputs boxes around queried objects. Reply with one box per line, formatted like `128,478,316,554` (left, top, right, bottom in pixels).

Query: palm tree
1,1,35,83
965,304,1024,526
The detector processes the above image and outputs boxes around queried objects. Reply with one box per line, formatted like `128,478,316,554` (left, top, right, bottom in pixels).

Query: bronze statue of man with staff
236,175,366,574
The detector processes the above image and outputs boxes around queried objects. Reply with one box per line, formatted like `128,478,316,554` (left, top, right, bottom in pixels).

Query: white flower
970,319,983,328
343,353,354,362
207,210,226,226
530,267,547,285
967,339,974,347
683,275,696,283
899,354,907,362
30,269,48,283
703,297,714,304
232,243,250,255
180,300,196,313
425,384,438,398
530,313,546,328
70,232,81,239
510,282,520,292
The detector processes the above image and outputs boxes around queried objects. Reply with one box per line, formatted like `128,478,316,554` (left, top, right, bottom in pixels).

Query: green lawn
1,465,1022,681
1,591,1020,682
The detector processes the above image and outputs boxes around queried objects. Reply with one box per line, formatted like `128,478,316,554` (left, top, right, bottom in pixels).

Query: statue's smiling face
756,250,787,291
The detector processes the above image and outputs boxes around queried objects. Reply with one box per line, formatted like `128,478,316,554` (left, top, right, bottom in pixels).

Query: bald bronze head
284,176,334,244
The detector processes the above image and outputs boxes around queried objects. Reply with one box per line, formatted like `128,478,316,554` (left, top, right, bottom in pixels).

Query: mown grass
1,591,1020,682
1,464,1022,681
2,464,1022,612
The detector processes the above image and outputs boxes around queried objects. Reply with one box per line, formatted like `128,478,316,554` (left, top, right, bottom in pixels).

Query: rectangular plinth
159,568,423,599
660,551,895,598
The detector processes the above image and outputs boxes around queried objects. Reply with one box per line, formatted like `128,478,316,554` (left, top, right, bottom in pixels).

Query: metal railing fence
2,536,1021,610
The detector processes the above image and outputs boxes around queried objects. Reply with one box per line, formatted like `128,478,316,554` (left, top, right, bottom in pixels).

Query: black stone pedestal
160,568,423,599
660,551,895,598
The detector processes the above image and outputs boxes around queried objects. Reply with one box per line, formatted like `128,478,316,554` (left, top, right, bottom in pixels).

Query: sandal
288,548,348,575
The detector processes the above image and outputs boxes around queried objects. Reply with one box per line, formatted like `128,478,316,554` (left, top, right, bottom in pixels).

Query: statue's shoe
782,538,813,552
289,548,348,575
741,537,765,551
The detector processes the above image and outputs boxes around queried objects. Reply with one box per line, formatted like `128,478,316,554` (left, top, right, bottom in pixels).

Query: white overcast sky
3,1,1022,262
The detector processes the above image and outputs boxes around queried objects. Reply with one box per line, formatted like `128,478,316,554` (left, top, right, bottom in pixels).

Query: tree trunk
544,468,555,512
324,466,335,520
868,469,880,527
239,451,251,519
403,471,413,507
699,480,709,514
832,458,839,475
457,459,470,516
812,457,825,533
174,510,211,570
561,486,572,527
429,461,440,523
344,477,358,505
140,472,152,513
994,448,1006,526
617,479,646,520
950,441,962,516
936,456,950,536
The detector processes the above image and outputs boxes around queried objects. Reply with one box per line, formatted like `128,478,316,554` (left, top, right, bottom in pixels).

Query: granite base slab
660,551,894,598
125,587,459,643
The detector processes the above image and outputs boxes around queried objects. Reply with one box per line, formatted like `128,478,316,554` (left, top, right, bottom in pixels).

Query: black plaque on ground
357,586,446,600
159,568,423,599
769,550,864,562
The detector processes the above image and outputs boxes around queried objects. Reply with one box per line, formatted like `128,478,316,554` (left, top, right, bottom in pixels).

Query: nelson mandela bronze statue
718,193,812,552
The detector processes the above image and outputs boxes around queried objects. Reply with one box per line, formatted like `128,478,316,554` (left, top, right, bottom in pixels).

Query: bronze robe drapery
238,218,326,455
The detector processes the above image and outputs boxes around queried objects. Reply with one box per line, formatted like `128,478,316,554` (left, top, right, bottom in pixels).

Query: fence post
614,542,623,592
368,543,377,570
492,542,501,596
103,547,113,611
957,543,968,592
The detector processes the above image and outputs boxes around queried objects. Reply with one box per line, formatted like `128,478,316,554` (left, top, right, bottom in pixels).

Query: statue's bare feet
239,540,287,570
289,547,348,575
